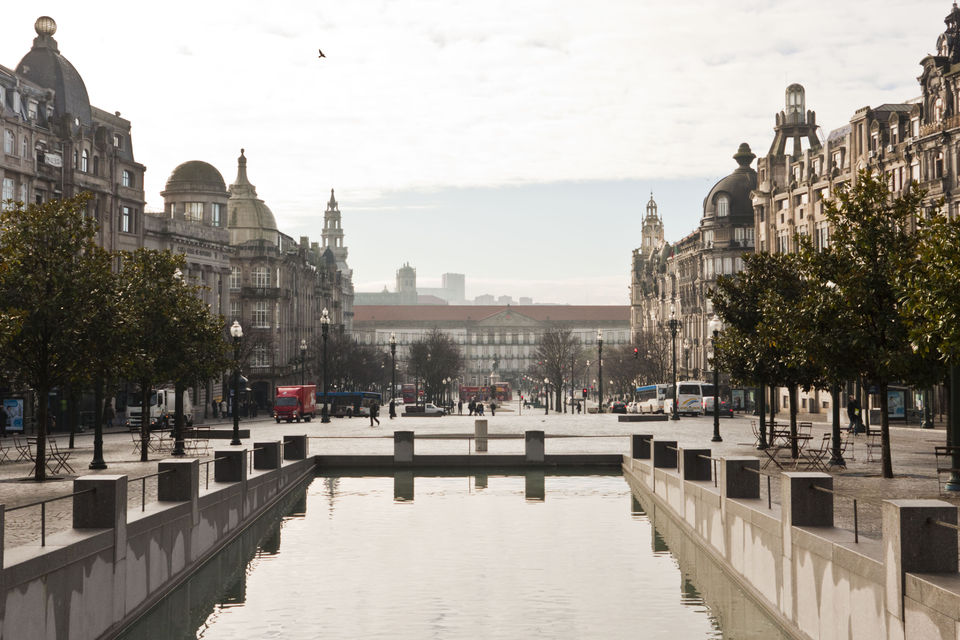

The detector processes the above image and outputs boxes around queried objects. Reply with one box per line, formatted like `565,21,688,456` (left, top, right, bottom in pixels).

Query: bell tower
641,193,664,256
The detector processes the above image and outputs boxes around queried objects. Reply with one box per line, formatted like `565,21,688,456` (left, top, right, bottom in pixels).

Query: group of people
465,399,495,416
846,395,865,434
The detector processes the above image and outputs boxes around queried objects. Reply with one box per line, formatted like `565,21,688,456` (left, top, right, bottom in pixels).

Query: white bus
635,384,669,413
664,381,715,416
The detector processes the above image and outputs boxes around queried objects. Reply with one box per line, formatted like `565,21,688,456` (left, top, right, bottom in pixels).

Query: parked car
423,403,445,415
701,396,734,417
626,401,641,414
610,401,628,414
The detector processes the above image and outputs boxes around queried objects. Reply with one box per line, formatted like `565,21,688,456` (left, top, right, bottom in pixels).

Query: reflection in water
632,491,790,640
122,474,768,640
475,474,488,489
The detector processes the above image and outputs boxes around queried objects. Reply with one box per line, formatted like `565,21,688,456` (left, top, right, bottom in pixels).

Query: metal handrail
6,487,96,547
928,517,960,531
128,468,175,512
740,465,774,510
811,484,866,543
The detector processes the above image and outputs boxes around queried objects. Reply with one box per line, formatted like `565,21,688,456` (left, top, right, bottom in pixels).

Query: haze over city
0,0,949,303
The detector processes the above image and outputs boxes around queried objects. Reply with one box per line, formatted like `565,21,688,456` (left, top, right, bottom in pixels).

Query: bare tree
533,327,581,411
408,328,463,404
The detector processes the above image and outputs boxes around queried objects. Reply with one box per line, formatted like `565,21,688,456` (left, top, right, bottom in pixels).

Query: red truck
273,385,317,423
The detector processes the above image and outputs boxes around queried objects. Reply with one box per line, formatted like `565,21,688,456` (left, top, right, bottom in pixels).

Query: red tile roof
353,305,630,325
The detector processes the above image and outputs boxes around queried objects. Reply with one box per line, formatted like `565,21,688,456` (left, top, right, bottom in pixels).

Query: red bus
460,382,512,402
401,384,416,404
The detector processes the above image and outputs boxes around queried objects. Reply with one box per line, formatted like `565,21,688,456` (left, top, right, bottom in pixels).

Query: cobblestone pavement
0,408,953,550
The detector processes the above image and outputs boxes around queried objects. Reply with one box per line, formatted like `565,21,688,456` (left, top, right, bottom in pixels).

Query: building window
253,266,270,287
122,170,133,187
113,134,123,149
2,178,14,210
253,345,269,368
21,136,28,158
230,266,241,290
120,206,132,233
27,102,37,120
81,149,89,172
815,222,829,251
716,195,729,217
212,202,223,227
19,184,27,204
230,301,240,321
253,301,269,327
184,202,203,222
4,130,15,154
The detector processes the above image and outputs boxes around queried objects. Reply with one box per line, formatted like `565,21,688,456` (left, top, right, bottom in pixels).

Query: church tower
641,193,665,256
322,188,348,265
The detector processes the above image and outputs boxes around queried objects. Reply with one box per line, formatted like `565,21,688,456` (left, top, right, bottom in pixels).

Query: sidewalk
0,412,955,549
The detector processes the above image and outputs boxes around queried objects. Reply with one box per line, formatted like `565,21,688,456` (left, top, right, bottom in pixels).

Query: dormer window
935,97,945,123
27,101,37,120
716,195,729,217
122,170,133,188
113,134,123,149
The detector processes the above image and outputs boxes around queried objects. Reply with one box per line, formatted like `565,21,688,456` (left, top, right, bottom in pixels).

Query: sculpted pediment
476,309,542,327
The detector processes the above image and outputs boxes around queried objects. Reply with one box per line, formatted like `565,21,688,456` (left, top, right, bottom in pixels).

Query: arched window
81,149,88,172
3,130,14,154
716,195,729,217
122,170,133,187
934,97,945,123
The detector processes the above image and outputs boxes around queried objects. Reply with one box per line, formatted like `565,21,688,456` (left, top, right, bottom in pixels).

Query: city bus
664,381,715,416
316,391,382,418
635,384,668,413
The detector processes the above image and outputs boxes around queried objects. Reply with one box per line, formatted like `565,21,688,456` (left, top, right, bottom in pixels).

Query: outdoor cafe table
761,433,813,470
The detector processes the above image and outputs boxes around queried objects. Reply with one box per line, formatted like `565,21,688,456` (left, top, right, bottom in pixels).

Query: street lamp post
708,317,722,443
544,378,550,415
230,321,243,445
300,338,307,386
389,333,397,403
321,308,331,423
597,330,604,413
922,388,934,428
668,305,680,421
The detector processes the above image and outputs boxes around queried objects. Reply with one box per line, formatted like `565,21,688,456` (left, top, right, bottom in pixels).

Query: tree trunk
789,383,798,459
34,383,49,482
757,382,768,449
830,384,844,465
140,381,151,462
67,383,76,449
880,381,894,478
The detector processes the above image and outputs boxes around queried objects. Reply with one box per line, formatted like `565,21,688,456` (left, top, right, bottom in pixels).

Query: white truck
127,387,194,429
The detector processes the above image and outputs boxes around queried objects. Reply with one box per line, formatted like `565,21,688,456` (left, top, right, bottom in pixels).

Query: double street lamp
230,320,243,446
708,317,723,443
389,332,397,403
668,304,680,421
597,329,604,414
544,378,550,415
320,308,331,423
299,338,307,386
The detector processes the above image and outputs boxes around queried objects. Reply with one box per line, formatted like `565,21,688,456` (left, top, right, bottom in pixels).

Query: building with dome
1,16,146,253
630,145,757,385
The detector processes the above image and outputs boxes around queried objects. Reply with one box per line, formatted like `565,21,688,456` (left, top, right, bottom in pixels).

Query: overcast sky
0,1,952,303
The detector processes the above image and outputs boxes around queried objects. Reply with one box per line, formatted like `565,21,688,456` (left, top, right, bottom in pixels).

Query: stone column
158,458,199,525
394,431,414,463
254,441,282,470
721,457,760,500
525,430,545,463
214,449,247,483
652,440,678,469
73,475,128,562
680,448,712,481
475,419,488,452
882,499,958,621
631,434,653,459
283,435,309,460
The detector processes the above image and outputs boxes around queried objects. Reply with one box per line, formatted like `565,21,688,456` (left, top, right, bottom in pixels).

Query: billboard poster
3,398,24,431
887,389,905,418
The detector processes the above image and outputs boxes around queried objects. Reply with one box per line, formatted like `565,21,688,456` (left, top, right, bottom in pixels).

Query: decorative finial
733,142,756,168
35,16,56,37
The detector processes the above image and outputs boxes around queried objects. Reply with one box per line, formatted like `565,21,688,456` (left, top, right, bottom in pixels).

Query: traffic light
633,347,639,359
582,388,588,396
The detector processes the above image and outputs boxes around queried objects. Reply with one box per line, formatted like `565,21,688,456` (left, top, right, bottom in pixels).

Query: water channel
118,472,785,639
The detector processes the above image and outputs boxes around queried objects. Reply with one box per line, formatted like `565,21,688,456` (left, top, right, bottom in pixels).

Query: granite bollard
721,457,760,499
631,434,653,459
394,431,414,463
253,441,282,470
214,449,247,483
73,475,128,561
158,458,199,525
652,440,678,469
283,435,309,460
782,472,833,528
475,419,488,452
525,430,545,463
680,448,712,481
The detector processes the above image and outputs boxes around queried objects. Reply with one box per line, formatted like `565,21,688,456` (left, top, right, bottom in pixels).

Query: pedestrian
458,399,463,415
220,400,227,417
576,401,582,414
211,399,218,419
847,395,863,434
477,402,484,416
490,401,496,416
370,401,380,427
389,398,396,419
468,400,475,416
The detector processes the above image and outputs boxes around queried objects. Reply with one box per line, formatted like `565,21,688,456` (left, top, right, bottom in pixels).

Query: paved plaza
0,408,955,549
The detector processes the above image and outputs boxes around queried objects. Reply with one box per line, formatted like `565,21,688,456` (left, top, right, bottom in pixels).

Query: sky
0,1,953,303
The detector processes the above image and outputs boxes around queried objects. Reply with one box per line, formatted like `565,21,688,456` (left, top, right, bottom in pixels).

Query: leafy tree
817,171,933,477
0,193,115,480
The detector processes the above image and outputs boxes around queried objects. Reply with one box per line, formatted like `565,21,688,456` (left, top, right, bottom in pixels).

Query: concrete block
158,459,199,526
214,450,247,483
631,434,653,459
253,441,282,470
283,435,308,460
394,431,414,463
782,472,833,528
883,499,958,621
475,419,488,452
525,430,544,463
680,448,712,481
73,475,128,562
652,440,678,469
722,457,759,499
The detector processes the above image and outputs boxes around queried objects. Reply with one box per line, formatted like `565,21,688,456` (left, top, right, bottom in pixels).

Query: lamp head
389,332,396,346
230,320,243,339
320,307,330,325
300,338,307,352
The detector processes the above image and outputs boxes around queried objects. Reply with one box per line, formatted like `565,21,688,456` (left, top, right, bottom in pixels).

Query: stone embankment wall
0,436,313,640
622,434,960,640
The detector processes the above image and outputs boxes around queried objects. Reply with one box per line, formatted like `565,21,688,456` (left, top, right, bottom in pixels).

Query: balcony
241,286,281,299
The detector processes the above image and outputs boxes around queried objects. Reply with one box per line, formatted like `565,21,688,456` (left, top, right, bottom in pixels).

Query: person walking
389,398,396,419
847,395,863,434
458,399,463,415
370,401,380,427
490,401,496,416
